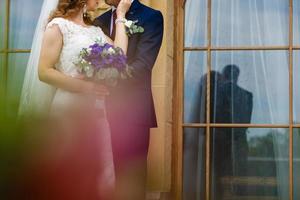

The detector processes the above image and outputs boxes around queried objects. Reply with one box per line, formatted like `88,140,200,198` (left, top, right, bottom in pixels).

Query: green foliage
248,129,289,158
126,21,144,36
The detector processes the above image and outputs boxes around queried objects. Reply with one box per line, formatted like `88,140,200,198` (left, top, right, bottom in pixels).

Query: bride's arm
38,25,108,95
104,0,131,54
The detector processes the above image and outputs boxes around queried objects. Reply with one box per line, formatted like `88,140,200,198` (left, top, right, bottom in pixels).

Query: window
0,0,44,116
174,0,300,199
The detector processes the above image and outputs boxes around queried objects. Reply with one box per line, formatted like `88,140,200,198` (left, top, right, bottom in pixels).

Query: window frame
1,0,31,97
173,0,298,199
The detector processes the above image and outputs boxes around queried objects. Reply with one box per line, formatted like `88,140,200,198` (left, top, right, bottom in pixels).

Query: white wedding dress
46,17,115,192
47,17,105,113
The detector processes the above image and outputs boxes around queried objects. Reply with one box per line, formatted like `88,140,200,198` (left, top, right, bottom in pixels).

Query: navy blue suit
94,0,163,128
94,1,163,198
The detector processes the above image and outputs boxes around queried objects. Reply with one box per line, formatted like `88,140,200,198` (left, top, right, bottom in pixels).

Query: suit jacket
213,82,253,176
94,0,164,128
215,82,253,124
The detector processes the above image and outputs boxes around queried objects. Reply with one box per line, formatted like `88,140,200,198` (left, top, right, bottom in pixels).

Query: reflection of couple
18,0,163,199
183,64,253,200
210,64,253,199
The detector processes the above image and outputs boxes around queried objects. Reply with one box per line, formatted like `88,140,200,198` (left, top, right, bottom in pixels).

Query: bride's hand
74,74,85,80
88,83,109,96
116,0,132,18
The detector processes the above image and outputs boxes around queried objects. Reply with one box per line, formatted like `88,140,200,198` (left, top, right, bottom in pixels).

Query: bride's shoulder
47,17,67,27
46,17,71,36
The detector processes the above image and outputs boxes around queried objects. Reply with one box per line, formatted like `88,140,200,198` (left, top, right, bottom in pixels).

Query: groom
94,0,163,199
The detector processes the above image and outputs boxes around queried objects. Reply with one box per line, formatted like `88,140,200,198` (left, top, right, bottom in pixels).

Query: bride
19,0,131,114
18,0,131,198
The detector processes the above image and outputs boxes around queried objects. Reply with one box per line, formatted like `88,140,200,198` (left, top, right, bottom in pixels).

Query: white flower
108,47,115,54
125,20,133,28
81,59,89,64
96,37,104,45
85,66,94,78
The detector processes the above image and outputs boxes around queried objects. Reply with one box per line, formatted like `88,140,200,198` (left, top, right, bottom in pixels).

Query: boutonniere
116,18,144,36
125,20,144,36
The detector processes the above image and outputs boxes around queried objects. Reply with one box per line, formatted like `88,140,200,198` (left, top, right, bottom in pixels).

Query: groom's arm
125,11,164,85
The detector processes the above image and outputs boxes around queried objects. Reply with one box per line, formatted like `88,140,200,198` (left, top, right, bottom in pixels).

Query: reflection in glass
211,64,253,125
0,0,5,49
212,51,289,124
212,0,289,46
294,0,300,45
7,53,29,116
212,128,289,200
294,51,300,124
184,51,207,123
9,0,43,49
184,0,207,47
183,128,206,200
293,129,300,199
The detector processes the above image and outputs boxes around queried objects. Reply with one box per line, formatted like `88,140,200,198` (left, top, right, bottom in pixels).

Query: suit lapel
126,0,141,20
99,11,112,36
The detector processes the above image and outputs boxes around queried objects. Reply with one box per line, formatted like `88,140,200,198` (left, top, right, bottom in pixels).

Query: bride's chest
60,29,103,63
64,29,100,48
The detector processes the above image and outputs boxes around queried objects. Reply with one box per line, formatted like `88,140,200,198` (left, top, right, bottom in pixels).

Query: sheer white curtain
294,50,300,199
290,1,299,197
184,0,292,199
212,0,289,199
183,0,207,199
294,0,300,46
184,0,300,200
294,129,300,200
183,50,206,200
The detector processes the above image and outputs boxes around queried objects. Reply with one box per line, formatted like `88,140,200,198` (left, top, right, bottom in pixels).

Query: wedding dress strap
46,17,69,37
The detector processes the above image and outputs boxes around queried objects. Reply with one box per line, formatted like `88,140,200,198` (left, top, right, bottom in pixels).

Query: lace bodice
46,17,107,77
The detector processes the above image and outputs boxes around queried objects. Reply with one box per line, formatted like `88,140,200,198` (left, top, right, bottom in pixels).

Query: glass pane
0,0,5,49
294,129,300,199
294,0,300,45
7,53,29,117
211,128,289,200
295,51,300,124
0,53,5,91
0,53,4,77
9,0,43,49
211,51,289,124
184,51,207,123
184,0,207,47
212,0,289,46
183,128,206,200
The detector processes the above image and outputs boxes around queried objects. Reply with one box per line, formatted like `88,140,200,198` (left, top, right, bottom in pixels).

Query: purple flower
77,41,129,83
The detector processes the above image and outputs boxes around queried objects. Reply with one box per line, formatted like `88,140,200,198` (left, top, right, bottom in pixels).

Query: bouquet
75,39,132,86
